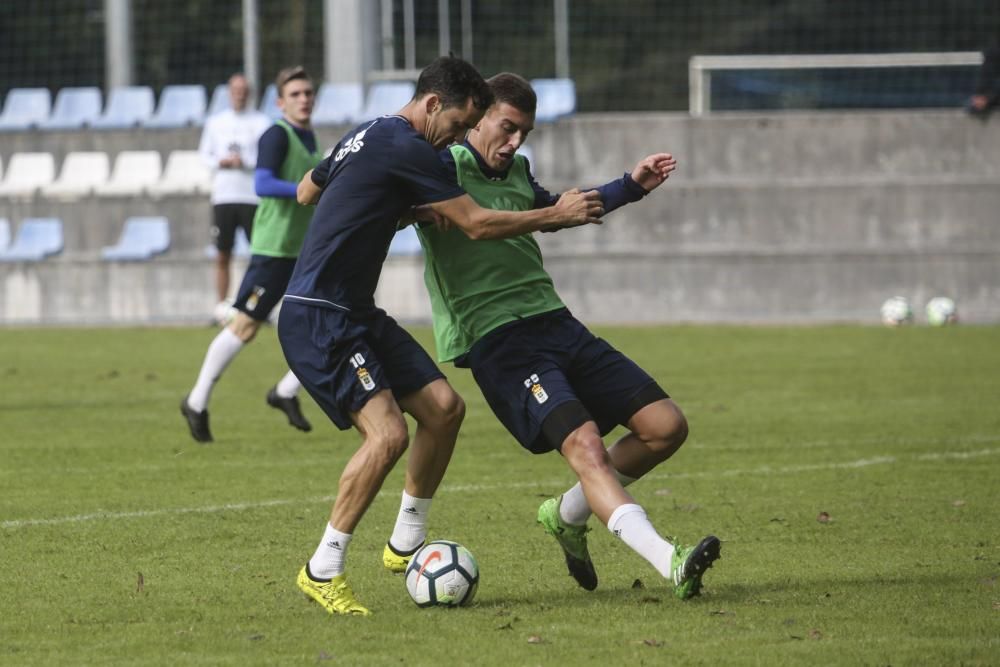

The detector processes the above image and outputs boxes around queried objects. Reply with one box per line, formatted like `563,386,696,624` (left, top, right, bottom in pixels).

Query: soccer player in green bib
415,73,721,599
181,66,323,443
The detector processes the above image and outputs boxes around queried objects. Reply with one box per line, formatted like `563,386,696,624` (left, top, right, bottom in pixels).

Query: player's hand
553,188,604,228
631,153,677,192
412,204,452,231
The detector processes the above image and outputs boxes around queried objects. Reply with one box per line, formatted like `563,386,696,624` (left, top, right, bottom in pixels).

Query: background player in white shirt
198,73,271,324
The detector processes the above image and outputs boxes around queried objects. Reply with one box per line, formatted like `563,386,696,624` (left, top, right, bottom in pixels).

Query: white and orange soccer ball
925,296,958,326
880,296,913,327
405,540,479,607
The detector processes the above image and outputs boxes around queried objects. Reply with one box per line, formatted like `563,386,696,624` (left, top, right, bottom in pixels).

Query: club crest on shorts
349,352,376,391
523,373,548,404
246,285,266,312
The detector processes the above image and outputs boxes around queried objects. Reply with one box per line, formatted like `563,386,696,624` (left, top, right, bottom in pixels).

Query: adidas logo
613,529,622,538
326,540,342,550
402,506,418,514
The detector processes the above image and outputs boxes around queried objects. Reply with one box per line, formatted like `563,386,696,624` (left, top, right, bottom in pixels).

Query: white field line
3,447,998,530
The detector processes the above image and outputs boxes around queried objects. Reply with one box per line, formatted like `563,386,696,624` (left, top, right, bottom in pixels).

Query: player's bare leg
214,250,231,305
607,398,688,478
299,390,409,616
383,379,465,571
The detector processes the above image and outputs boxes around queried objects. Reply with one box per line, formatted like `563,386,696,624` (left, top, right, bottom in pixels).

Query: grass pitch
1,323,998,665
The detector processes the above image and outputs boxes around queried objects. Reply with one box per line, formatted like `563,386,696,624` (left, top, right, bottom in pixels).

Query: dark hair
486,72,537,115
275,65,311,97
414,56,493,111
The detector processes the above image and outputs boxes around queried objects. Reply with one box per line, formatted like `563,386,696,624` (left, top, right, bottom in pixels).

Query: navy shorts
277,300,445,430
211,203,255,252
233,255,297,321
464,309,668,454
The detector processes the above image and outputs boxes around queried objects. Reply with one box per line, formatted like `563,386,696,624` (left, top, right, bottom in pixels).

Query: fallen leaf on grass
952,500,966,507
497,622,514,631
317,651,334,661
639,639,663,647
992,601,1000,611
654,488,671,496
136,572,144,593
809,629,823,640
709,610,732,616
248,634,264,641
816,512,831,523
527,635,545,644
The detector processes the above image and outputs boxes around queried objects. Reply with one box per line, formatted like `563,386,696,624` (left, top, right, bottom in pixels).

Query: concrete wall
1,110,998,325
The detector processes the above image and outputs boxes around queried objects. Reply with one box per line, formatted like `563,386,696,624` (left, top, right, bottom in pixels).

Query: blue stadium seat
0,218,64,262
146,85,207,128
531,78,577,122
91,86,155,129
313,82,364,125
101,216,171,261
388,224,422,256
258,84,282,120
360,82,415,122
40,87,103,129
207,83,231,115
0,218,10,251
0,88,52,131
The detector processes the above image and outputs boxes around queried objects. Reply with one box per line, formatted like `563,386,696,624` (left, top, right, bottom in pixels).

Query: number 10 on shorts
350,352,376,391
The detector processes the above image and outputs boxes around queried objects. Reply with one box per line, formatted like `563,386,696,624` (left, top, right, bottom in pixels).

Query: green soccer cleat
537,497,598,591
670,535,721,600
297,566,371,616
382,540,424,574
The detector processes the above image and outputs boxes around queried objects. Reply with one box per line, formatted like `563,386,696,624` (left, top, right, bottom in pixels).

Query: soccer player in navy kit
283,56,603,615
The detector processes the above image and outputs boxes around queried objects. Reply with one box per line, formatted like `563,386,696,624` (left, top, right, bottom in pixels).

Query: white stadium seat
0,88,51,130
146,84,207,128
0,152,55,198
95,150,162,196
92,86,155,129
531,78,577,122
147,150,211,197
313,82,364,125
42,151,110,199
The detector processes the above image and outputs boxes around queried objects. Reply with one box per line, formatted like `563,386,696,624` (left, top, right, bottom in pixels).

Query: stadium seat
0,218,64,262
0,152,56,198
207,83,231,115
360,82,415,122
204,226,250,259
145,84,207,128
0,88,52,130
388,224,422,256
95,150,162,196
258,84,282,120
0,218,10,251
147,150,211,197
531,78,576,122
313,82,364,125
101,216,171,261
40,87,103,129
42,151,110,199
91,86,155,129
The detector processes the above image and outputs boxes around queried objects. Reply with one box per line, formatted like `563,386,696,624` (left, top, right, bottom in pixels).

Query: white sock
607,503,675,578
275,369,301,398
388,492,432,553
187,327,244,412
308,523,352,580
559,470,638,526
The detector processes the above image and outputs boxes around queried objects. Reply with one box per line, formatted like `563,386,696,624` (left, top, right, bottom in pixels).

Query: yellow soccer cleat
382,540,424,573
296,566,371,616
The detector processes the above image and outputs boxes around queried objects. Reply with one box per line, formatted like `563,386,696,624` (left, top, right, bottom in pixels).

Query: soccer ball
926,296,957,326
405,540,479,607
880,296,913,327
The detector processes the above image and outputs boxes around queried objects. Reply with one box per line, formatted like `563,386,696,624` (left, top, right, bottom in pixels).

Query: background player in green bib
416,73,721,599
181,66,323,443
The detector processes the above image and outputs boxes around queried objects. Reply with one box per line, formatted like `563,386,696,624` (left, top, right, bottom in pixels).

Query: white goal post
688,52,985,116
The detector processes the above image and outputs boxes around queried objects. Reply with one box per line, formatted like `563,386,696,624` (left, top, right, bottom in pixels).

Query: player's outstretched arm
297,169,322,205
429,189,604,240
630,153,677,192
